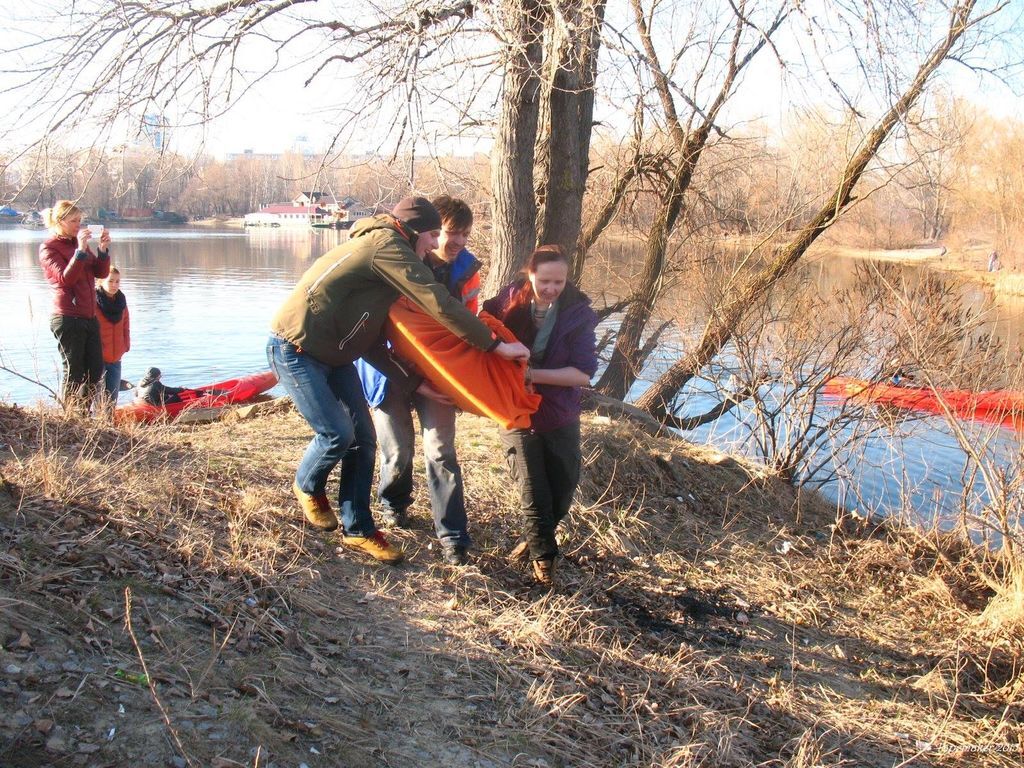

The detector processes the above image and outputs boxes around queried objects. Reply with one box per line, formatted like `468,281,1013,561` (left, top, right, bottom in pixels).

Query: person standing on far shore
38,201,111,412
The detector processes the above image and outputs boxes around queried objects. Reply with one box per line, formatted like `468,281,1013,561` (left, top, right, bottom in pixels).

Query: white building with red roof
244,192,376,228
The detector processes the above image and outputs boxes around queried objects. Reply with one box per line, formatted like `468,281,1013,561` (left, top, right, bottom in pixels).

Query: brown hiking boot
532,558,556,588
292,481,339,531
508,540,530,563
341,531,405,564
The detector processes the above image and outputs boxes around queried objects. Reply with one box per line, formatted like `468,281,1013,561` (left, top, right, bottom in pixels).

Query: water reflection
0,225,348,405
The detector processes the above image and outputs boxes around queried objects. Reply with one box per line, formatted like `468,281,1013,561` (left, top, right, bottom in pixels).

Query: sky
178,1,1024,160
1,1,1022,163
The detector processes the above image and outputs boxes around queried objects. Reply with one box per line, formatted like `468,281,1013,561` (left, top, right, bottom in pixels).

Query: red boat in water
115,370,278,424
822,376,1024,429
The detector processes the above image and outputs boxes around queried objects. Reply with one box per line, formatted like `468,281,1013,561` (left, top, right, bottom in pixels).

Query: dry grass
990,272,1024,297
0,401,1021,766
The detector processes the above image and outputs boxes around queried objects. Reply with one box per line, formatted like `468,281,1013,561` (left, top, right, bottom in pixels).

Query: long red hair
505,244,569,316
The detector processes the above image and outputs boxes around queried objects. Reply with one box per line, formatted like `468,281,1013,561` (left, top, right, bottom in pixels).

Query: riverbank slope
0,402,1019,766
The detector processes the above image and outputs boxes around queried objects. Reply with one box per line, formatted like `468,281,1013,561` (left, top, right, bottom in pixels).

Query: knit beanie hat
140,367,162,386
390,196,442,234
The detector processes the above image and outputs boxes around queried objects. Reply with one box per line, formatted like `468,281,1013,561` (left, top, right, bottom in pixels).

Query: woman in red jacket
38,201,112,411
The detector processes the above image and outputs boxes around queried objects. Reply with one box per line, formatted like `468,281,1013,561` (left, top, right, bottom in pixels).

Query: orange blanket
386,297,541,429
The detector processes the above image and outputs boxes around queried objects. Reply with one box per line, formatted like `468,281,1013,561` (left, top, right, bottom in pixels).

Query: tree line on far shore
3,94,1019,263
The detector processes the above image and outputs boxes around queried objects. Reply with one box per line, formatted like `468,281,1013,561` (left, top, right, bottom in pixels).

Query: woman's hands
494,341,530,361
76,227,93,252
76,225,110,253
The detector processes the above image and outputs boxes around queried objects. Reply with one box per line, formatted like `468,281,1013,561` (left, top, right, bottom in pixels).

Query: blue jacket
358,248,482,406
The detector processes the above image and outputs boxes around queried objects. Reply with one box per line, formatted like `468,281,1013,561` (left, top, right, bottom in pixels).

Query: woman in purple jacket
483,245,598,588
38,201,111,411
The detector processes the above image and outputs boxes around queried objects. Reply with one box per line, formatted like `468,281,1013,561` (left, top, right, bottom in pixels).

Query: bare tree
595,0,789,399
900,95,974,242
488,0,546,295
0,1,500,207
636,0,995,421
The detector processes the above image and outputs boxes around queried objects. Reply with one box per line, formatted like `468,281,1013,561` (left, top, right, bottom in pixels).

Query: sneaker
378,507,409,528
508,540,530,563
341,531,405,564
532,558,556,588
292,481,339,531
441,544,469,566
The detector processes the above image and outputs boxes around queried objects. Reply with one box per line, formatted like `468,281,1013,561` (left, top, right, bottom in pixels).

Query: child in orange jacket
95,266,130,407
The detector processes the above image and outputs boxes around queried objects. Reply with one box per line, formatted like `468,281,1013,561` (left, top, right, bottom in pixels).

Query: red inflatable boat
115,370,278,424
823,376,1024,429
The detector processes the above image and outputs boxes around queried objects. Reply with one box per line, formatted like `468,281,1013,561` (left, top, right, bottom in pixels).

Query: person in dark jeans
482,245,598,588
38,201,112,413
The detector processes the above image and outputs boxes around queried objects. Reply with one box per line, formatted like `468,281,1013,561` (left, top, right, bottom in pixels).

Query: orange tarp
386,297,541,429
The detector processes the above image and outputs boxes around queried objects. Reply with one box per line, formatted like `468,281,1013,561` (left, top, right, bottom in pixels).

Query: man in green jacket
268,196,529,563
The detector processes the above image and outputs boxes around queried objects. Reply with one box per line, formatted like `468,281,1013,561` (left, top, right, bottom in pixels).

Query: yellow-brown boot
292,481,339,531
532,557,556,589
341,531,405,564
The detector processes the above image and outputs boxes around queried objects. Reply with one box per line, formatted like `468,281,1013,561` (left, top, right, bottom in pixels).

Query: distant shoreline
192,216,244,227
813,242,1024,297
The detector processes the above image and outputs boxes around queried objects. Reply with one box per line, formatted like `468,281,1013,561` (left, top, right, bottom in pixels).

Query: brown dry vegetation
0,401,1021,767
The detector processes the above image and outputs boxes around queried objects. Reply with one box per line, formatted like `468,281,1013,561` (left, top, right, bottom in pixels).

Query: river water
0,225,345,401
1,224,1020,535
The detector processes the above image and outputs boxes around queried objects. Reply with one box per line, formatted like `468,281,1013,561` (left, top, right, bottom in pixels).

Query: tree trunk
594,149,692,399
487,0,546,298
596,1,786,399
635,0,979,420
537,0,606,277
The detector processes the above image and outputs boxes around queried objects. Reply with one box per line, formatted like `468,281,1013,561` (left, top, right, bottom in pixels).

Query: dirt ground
0,401,1020,767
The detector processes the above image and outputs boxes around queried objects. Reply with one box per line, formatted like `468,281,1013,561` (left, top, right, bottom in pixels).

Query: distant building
142,115,167,151
244,193,375,228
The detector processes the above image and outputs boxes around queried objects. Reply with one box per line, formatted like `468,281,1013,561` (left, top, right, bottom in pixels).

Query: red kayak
822,376,1024,429
115,370,278,424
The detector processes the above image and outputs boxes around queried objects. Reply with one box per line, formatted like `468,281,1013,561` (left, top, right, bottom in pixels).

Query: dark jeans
50,315,103,410
500,421,582,561
266,336,377,537
373,387,469,547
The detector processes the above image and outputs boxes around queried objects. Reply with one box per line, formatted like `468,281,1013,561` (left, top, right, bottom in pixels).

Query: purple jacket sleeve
566,308,599,377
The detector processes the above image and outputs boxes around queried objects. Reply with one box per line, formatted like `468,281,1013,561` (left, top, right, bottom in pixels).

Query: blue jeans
102,361,122,404
266,336,377,537
373,388,469,547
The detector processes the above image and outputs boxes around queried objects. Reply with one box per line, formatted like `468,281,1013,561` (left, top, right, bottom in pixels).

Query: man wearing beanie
269,195,529,564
